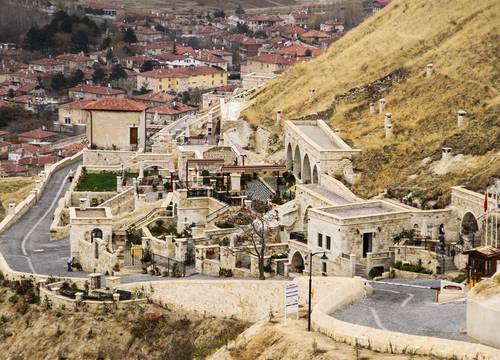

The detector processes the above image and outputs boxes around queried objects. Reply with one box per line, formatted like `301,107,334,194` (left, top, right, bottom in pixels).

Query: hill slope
243,0,499,207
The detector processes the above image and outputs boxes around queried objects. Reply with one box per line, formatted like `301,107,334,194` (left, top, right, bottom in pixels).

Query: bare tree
224,206,279,280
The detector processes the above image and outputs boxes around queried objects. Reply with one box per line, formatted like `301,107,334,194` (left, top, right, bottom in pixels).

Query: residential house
239,38,265,60
136,66,227,93
276,44,321,60
242,54,296,75
68,84,125,100
147,102,197,125
0,161,29,176
56,53,95,72
287,10,312,28
17,129,59,144
320,20,345,34
300,30,331,45
58,100,93,126
245,15,284,32
132,92,177,107
83,98,148,151
28,58,65,73
79,2,120,19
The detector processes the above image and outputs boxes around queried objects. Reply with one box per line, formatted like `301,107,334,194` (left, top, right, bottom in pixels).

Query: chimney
442,147,452,161
379,98,386,113
79,198,87,211
457,110,467,127
276,110,282,124
309,88,316,101
369,102,375,114
426,63,433,77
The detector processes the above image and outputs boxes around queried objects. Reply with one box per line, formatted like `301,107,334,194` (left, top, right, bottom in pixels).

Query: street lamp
308,251,328,331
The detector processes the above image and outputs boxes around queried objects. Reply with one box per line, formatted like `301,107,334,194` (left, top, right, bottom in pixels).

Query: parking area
333,279,475,342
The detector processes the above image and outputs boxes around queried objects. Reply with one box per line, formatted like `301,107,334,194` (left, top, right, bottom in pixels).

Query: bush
451,273,468,283
219,268,233,278
368,267,384,279
393,260,432,274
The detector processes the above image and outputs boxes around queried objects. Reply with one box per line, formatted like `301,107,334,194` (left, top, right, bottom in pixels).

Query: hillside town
0,0,499,359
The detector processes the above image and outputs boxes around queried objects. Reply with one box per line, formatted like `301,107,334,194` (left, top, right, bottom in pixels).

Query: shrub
219,268,233,278
393,260,432,274
369,267,384,279
451,273,467,283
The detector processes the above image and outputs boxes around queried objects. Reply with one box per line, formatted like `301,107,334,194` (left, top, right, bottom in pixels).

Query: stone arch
302,154,311,184
312,165,319,184
293,145,302,180
291,251,305,273
91,228,103,243
462,212,479,234
286,143,293,170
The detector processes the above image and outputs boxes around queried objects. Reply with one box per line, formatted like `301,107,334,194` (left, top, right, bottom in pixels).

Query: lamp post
308,251,328,331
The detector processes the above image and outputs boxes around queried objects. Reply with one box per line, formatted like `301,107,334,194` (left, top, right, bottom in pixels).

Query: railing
289,231,307,244
206,204,230,223
213,191,241,206
370,251,392,259
341,253,351,260
187,188,209,198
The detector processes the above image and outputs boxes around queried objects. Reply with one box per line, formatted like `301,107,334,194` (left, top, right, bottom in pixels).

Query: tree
343,0,364,28
92,65,107,85
154,24,166,33
235,4,245,16
106,48,114,62
101,36,112,50
213,9,226,18
71,29,89,52
51,72,67,91
224,207,278,280
140,60,156,73
123,27,137,44
110,64,127,81
24,26,41,51
7,89,15,99
235,22,251,35
69,69,85,86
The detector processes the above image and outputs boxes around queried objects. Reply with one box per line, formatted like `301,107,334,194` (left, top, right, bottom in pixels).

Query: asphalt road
333,279,475,342
0,162,83,277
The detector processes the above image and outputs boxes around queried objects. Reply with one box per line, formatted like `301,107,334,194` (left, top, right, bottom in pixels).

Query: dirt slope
243,0,499,207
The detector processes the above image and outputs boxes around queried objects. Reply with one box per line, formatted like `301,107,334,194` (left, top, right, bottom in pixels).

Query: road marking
369,307,387,330
20,172,69,274
376,288,401,294
369,280,435,289
400,293,415,308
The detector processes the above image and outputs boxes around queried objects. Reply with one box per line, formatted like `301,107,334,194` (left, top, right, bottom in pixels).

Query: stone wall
76,237,120,274
467,275,500,349
98,187,135,215
0,151,83,236
393,245,437,272
83,149,136,166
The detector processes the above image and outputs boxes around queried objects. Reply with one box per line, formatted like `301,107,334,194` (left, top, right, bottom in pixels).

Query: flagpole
485,190,488,247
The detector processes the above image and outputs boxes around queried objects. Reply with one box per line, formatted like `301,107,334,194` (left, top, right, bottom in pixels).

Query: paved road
0,162,83,277
333,279,474,342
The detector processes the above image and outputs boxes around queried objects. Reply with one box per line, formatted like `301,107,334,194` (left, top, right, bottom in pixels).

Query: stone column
369,102,376,114
379,98,386,113
116,175,122,193
384,113,393,139
442,147,452,161
349,254,357,277
230,173,241,192
309,88,316,101
457,110,467,127
138,163,144,180
276,110,282,125
426,63,433,77
7,203,16,216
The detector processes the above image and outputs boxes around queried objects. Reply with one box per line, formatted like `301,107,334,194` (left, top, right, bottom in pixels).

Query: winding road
0,162,83,277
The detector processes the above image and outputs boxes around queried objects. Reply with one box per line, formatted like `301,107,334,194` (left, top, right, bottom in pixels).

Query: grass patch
76,172,117,192
393,261,432,275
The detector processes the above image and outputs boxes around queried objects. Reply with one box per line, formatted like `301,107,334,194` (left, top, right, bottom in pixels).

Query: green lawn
76,172,117,192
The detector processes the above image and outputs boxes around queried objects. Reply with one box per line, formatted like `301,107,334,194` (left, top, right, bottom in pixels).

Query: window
317,233,323,247
326,236,331,250
322,262,327,274
64,117,71,124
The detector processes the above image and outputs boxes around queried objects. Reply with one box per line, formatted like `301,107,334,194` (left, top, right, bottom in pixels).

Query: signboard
284,282,299,322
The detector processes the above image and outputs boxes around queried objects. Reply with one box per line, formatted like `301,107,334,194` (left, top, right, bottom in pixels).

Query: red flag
484,191,488,212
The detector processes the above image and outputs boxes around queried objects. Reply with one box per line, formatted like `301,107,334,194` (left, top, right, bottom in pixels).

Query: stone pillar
309,88,316,101
116,175,122,193
172,180,179,190
7,203,16,215
35,179,42,190
457,110,467,127
113,292,120,309
369,102,376,114
379,98,386,113
230,173,241,192
276,110,282,125
88,273,102,290
349,254,356,277
384,113,393,139
333,128,341,135
75,292,84,302
240,195,247,207
79,198,87,211
138,163,144,180
244,199,252,208
442,147,452,161
426,63,433,77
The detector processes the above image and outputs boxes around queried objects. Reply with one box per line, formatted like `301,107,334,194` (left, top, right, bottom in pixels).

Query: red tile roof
30,58,64,66
69,84,125,96
248,54,296,65
147,103,196,116
277,44,321,57
19,155,59,166
133,92,177,104
83,98,148,112
60,99,95,110
301,30,330,39
18,129,58,140
0,161,28,174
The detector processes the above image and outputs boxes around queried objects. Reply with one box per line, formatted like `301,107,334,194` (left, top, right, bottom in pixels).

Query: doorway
130,126,138,145
362,232,373,258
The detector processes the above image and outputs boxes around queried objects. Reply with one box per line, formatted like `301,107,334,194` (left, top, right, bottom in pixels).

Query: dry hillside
243,0,500,207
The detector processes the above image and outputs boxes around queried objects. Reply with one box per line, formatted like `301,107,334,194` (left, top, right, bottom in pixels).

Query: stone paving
333,279,475,342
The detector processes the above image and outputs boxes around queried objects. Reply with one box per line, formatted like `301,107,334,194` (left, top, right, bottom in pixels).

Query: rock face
243,0,500,207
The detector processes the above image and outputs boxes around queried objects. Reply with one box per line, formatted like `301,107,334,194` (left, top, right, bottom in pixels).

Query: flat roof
303,184,351,205
320,201,405,219
296,124,339,149
75,208,108,218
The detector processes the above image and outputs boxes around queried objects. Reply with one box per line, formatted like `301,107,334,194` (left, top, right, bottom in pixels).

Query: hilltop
243,0,500,207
